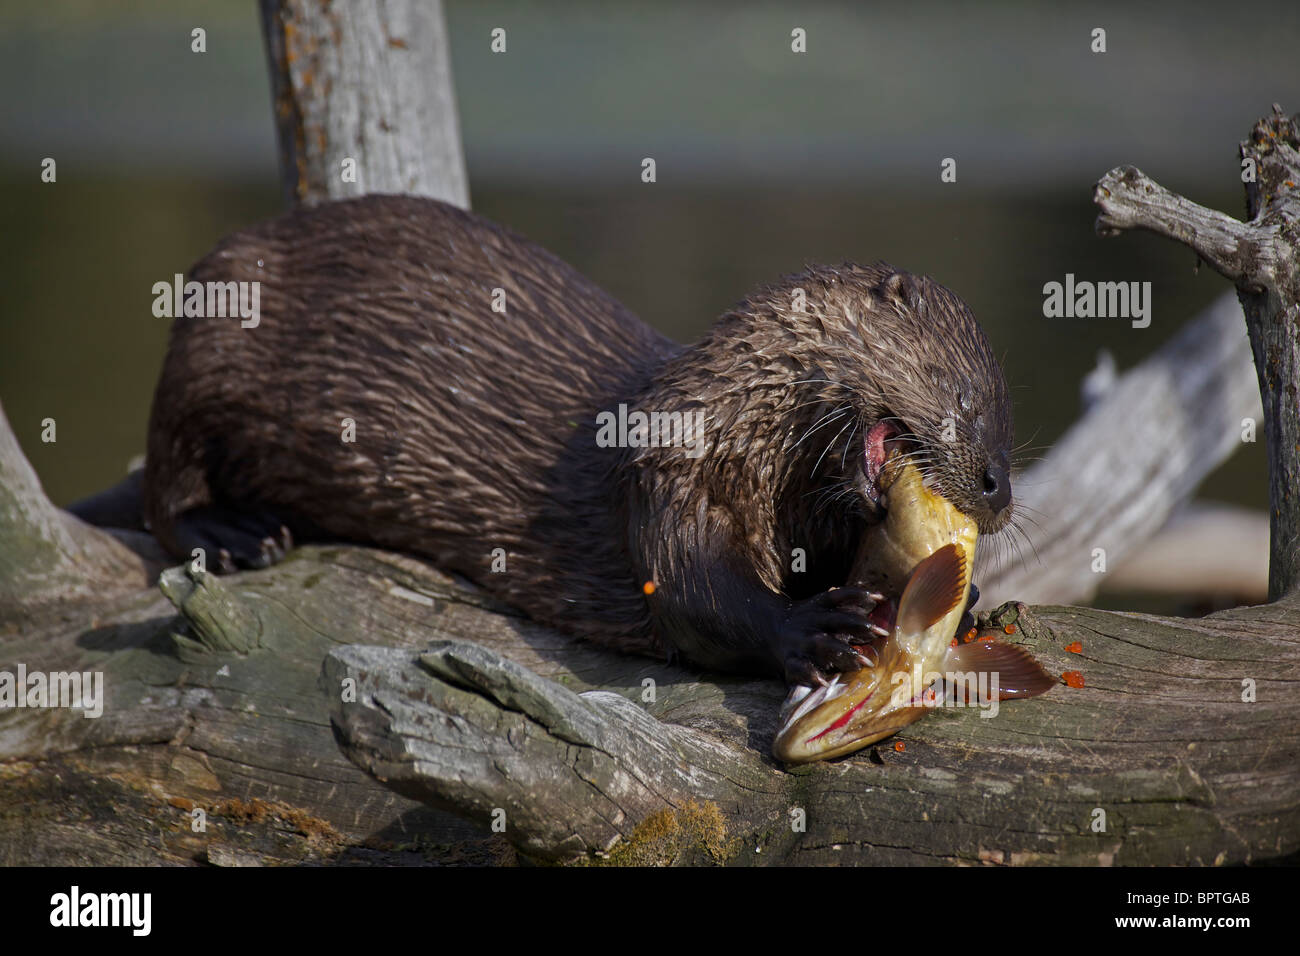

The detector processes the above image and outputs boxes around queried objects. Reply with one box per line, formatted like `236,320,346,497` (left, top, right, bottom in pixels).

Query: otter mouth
860,419,908,512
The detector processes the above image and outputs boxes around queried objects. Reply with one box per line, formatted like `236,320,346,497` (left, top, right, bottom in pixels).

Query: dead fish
772,455,1053,764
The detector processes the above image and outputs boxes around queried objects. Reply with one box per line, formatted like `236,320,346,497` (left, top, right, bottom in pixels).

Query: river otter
136,195,1013,687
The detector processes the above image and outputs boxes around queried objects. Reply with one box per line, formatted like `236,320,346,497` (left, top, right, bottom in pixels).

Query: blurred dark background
0,1,1293,563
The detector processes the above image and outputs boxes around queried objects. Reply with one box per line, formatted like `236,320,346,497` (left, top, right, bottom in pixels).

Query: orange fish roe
950,638,959,647
642,581,656,595
962,628,977,643
893,741,905,753
1003,624,1017,635
1065,641,1082,654
1062,670,1085,688
978,635,995,643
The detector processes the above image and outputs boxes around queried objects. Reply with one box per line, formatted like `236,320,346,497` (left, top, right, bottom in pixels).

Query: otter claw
819,587,880,610
173,505,296,573
785,658,830,688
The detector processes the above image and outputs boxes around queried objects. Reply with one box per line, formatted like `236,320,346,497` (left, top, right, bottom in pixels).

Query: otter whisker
1011,426,1045,454
812,417,855,479
808,477,856,514
784,393,853,418
1009,514,1039,546
791,404,852,451
839,420,860,473
1002,518,1042,573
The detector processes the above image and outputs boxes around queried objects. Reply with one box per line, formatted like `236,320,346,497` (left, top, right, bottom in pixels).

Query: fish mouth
773,671,906,761
773,453,978,764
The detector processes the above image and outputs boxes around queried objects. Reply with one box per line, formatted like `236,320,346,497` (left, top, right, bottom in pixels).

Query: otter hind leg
67,471,146,531
171,506,294,574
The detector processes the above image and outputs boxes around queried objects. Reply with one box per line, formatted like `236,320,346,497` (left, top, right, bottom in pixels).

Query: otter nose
982,462,1011,515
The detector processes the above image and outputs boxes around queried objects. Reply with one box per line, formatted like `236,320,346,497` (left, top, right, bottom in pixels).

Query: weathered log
324,602,1300,865
0,521,519,866
3,488,1295,864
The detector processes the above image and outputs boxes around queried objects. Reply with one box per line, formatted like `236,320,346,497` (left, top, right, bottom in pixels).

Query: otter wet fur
134,195,1014,688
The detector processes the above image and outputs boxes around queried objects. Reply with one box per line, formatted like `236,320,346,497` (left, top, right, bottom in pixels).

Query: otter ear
875,271,922,312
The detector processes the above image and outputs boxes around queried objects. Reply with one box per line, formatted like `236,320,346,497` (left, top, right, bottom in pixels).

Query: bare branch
1093,106,1300,598
1094,166,1272,288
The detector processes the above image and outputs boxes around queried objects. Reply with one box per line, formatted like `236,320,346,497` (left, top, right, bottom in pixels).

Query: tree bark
259,0,469,209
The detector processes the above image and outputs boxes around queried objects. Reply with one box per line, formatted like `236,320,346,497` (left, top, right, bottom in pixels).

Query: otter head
730,263,1014,537
853,268,1014,534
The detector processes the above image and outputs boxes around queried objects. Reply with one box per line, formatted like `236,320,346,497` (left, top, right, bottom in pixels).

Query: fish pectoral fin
945,640,1056,701
895,542,967,634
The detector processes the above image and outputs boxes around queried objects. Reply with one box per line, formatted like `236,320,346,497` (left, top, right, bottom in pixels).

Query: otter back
144,194,675,653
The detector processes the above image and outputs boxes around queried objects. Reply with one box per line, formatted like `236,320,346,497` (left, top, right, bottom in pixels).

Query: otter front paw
777,588,885,687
